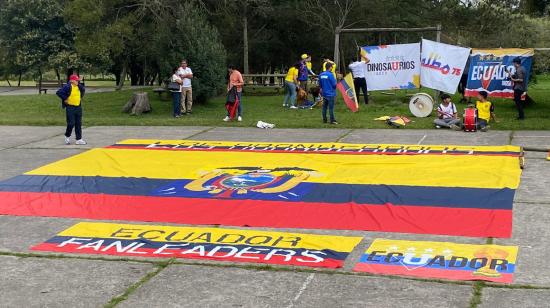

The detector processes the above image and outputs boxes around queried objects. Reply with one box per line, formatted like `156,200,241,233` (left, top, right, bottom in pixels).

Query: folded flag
336,73,359,112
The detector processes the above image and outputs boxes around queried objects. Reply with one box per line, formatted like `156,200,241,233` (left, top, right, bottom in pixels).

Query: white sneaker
64,136,70,145
290,106,298,109
223,116,230,122
75,139,87,145
237,116,242,122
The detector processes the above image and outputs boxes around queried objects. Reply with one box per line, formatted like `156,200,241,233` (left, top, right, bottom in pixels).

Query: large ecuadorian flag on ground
0,140,522,238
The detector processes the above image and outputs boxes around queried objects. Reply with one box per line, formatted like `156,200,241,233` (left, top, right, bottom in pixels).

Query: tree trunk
5,75,11,87
122,92,151,115
55,68,61,83
38,67,43,94
17,71,22,87
117,62,128,90
243,15,249,74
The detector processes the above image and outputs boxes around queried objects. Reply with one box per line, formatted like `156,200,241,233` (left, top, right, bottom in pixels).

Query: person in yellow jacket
322,56,337,79
56,74,86,145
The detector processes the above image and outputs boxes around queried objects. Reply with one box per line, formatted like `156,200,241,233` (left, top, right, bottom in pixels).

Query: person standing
348,55,370,105
298,54,315,91
509,57,527,120
177,59,193,115
56,74,86,145
225,65,244,122
283,62,300,109
169,67,183,118
319,62,338,124
322,56,337,79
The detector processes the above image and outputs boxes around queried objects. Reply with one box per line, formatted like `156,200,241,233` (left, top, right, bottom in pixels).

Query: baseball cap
301,54,309,59
69,74,80,81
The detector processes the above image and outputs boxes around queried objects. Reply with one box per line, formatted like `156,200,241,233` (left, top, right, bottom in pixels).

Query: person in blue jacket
318,62,338,124
56,74,86,145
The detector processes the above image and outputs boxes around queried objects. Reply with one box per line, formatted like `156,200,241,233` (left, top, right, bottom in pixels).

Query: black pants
514,89,525,119
353,78,368,104
65,105,82,140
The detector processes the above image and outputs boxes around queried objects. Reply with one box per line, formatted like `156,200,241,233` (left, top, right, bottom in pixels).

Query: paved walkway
0,86,149,96
1,126,549,307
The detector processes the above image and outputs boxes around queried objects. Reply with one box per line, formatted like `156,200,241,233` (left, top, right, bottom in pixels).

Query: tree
0,0,76,83
66,0,226,101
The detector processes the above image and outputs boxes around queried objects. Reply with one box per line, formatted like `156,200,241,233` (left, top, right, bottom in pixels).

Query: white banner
362,43,420,91
420,39,470,94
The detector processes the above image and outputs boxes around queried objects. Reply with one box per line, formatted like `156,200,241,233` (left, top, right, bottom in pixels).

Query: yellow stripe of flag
26,147,521,189
58,222,362,252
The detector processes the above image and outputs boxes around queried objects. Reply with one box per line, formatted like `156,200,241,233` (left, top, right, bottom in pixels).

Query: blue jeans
283,81,297,107
171,91,181,116
322,96,336,122
227,91,242,116
65,105,82,140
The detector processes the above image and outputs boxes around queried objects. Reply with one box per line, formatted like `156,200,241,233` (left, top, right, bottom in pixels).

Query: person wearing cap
56,74,86,145
298,54,315,91
509,57,527,120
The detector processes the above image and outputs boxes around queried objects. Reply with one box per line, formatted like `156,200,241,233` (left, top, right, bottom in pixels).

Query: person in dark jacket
56,74,86,145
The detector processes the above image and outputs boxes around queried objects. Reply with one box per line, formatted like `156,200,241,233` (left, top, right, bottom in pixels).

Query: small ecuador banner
0,140,523,238
420,39,471,94
362,43,421,91
336,73,358,112
32,222,362,268
465,48,534,99
353,239,518,283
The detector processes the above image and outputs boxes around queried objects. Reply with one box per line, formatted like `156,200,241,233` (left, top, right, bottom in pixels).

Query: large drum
409,93,434,118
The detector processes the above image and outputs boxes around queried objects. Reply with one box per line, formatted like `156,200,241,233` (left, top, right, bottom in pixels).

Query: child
476,90,496,132
434,93,461,131
56,74,86,145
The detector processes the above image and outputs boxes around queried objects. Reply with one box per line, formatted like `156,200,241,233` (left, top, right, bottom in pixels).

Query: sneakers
75,139,87,145
237,116,242,122
480,126,490,132
330,121,339,125
64,136,70,145
289,106,298,109
223,116,230,122
435,125,442,129
450,124,462,131
283,103,288,107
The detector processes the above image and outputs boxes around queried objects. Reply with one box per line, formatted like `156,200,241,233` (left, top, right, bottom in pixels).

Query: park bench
242,74,286,93
36,80,63,94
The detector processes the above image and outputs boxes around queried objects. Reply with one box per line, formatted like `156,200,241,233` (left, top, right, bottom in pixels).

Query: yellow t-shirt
476,100,493,122
306,61,312,70
66,84,81,106
285,67,298,83
323,61,337,78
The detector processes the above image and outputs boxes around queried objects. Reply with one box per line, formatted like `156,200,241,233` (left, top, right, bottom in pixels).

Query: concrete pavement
0,126,549,307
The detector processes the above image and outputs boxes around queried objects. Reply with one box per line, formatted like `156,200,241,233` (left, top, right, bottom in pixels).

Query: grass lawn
0,76,549,129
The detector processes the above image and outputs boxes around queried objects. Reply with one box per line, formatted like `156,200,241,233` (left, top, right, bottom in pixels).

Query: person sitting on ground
283,62,300,109
434,93,461,131
476,90,496,132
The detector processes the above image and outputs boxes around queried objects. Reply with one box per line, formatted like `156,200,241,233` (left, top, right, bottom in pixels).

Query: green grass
1,76,549,129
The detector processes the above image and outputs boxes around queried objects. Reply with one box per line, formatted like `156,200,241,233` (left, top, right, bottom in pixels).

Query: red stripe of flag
0,191,512,238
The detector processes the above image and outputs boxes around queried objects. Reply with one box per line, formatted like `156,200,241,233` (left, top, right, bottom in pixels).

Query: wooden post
434,24,442,99
334,27,341,73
